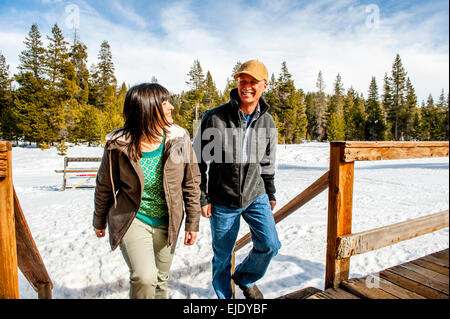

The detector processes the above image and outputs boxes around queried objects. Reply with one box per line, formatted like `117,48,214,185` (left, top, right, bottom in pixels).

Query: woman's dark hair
113,83,171,161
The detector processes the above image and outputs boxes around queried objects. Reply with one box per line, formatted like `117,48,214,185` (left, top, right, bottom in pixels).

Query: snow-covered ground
11,142,449,299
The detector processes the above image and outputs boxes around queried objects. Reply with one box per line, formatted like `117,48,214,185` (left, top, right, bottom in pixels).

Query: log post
325,142,354,289
0,141,19,298
62,157,68,191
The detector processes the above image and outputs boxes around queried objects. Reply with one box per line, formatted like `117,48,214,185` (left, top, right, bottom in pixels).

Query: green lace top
136,137,168,227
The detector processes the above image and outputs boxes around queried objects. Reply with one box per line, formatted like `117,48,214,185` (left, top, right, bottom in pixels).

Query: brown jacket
93,124,201,250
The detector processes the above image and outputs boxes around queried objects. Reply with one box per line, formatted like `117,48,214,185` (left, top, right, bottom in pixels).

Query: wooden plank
37,282,52,299
420,254,449,269
234,171,329,251
380,267,448,298
399,262,449,286
14,187,53,298
0,141,19,299
380,269,448,299
307,292,330,299
276,287,322,299
343,141,450,148
411,259,449,276
341,277,398,299
66,157,101,162
321,287,360,299
432,249,449,261
374,276,426,299
438,249,449,256
336,210,449,259
341,141,449,162
325,143,354,289
55,169,98,173
307,288,360,299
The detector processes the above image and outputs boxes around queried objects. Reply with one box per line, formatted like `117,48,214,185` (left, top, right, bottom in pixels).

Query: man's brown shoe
232,274,264,299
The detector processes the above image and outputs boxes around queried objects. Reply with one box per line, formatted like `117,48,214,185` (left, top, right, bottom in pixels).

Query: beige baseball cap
233,59,268,82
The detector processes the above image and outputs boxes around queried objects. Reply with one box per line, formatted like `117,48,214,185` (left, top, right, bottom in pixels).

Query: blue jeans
210,193,281,299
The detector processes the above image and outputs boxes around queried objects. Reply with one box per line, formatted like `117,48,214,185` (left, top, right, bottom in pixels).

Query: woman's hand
94,228,106,238
184,231,198,245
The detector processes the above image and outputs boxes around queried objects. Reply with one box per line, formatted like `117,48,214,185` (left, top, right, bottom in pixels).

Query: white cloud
111,1,148,29
1,0,448,103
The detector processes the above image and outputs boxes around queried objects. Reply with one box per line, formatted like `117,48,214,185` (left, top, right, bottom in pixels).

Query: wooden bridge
1,141,449,299
233,141,449,300
278,248,449,299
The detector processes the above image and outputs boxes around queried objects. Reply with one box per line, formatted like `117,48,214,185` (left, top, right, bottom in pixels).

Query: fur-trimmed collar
106,124,188,144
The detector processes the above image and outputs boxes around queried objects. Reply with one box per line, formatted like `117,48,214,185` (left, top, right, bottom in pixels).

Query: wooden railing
0,141,53,299
231,141,449,297
231,170,330,297
325,141,449,289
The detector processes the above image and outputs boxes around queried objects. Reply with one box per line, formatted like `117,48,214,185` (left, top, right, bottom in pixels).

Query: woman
93,83,201,299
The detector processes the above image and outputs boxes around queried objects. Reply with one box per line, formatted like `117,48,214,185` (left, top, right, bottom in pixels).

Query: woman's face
161,100,174,125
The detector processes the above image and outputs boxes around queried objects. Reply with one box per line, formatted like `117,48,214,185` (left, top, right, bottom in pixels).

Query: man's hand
94,228,106,237
201,204,211,218
269,200,276,211
184,231,198,245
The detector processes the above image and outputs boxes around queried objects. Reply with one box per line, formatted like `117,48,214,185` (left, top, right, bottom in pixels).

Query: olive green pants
119,218,176,299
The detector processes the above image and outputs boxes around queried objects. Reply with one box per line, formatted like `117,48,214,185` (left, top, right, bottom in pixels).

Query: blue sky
0,0,448,103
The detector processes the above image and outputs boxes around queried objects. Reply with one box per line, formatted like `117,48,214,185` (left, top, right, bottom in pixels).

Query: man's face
237,74,268,107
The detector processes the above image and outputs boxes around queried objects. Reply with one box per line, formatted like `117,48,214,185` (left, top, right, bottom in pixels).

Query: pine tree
326,74,346,141
345,89,366,140
223,61,242,101
13,73,49,144
382,72,394,140
101,82,126,139
186,59,205,92
389,54,407,140
365,76,386,140
71,103,102,146
314,71,328,141
264,72,284,141
421,94,442,141
409,107,422,141
443,92,449,141
435,89,447,140
203,71,221,109
70,36,90,105
0,52,14,139
92,41,117,110
45,24,70,87
305,71,328,141
18,24,46,79
352,92,366,140
281,62,307,143
185,59,206,125
403,77,417,141
0,52,12,114
13,24,48,144
44,24,77,143
67,37,90,143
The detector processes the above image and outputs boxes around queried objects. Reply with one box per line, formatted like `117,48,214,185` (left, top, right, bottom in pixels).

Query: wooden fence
0,141,53,299
231,141,449,297
325,141,448,289
55,157,101,190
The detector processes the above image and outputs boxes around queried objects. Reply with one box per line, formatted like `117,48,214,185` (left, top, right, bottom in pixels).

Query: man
194,59,280,299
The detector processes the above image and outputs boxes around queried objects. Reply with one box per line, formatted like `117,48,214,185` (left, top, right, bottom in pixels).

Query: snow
11,142,449,299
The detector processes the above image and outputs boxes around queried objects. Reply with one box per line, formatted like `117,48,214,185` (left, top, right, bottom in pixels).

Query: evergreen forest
0,24,448,150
